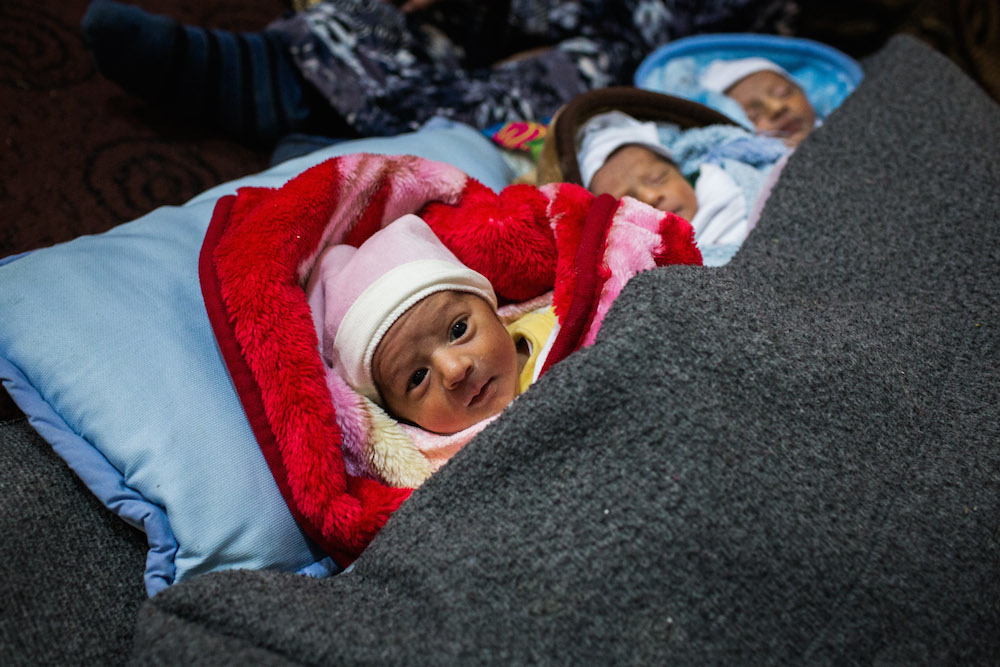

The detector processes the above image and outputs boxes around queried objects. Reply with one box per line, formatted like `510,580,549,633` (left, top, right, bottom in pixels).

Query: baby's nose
638,186,665,210
435,349,473,389
763,96,787,117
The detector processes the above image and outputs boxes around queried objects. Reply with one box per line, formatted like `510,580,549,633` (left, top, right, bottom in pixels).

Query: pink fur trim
296,154,469,282
400,415,499,472
581,199,663,346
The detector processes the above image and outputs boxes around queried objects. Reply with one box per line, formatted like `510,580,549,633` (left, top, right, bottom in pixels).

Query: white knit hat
314,214,497,403
576,111,675,188
699,57,791,93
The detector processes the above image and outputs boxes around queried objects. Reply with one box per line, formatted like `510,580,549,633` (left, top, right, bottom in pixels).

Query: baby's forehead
415,289,492,317
607,143,676,168
378,290,492,352
728,69,792,93
392,290,478,334
371,290,496,381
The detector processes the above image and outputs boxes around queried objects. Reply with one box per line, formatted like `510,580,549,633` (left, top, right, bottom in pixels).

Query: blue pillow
0,121,515,596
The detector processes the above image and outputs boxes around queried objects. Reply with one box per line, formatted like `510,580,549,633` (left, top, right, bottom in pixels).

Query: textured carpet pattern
0,0,283,258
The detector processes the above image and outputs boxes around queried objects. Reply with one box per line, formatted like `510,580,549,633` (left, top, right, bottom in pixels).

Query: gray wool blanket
131,35,1000,664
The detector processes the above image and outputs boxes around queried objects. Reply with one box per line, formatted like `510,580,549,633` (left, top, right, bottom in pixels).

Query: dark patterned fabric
899,0,1000,104
270,0,798,136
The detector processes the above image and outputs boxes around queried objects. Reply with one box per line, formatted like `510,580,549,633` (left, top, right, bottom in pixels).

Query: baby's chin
656,202,697,223
782,130,810,148
421,407,502,436
780,118,816,147
421,378,518,435
677,205,698,222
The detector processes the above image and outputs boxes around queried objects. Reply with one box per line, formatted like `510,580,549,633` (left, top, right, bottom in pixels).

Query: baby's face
725,70,817,148
588,145,699,221
372,290,519,435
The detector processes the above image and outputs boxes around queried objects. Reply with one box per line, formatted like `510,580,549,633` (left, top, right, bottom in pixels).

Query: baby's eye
408,368,427,391
450,319,468,341
774,84,792,98
650,169,669,184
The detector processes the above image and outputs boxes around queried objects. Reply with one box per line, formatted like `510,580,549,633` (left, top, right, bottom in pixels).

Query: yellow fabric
506,306,557,394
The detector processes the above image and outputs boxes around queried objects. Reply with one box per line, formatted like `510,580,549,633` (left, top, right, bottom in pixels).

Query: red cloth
200,153,701,566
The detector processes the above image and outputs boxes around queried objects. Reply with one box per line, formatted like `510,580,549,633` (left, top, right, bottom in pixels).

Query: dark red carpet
0,0,287,258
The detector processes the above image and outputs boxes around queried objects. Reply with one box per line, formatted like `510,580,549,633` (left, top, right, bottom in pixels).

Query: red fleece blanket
199,153,701,567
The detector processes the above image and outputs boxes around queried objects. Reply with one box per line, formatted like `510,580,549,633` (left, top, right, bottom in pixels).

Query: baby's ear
421,179,557,303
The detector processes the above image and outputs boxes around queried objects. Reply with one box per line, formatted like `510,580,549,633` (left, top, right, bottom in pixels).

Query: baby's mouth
468,377,493,407
779,119,803,136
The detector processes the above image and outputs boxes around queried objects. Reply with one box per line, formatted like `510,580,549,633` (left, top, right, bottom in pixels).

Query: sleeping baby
700,56,818,148
577,110,750,255
307,213,555,435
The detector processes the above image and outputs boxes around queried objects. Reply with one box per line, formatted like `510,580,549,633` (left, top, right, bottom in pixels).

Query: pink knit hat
309,214,497,403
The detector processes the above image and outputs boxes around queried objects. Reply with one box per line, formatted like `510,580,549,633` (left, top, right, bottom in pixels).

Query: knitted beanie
576,111,675,189
699,56,791,93
317,214,497,402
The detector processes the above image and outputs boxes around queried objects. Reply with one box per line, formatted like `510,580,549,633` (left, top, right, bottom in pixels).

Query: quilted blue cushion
0,121,515,596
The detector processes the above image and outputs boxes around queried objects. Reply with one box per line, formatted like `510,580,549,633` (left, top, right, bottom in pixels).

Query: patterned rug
0,0,285,258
